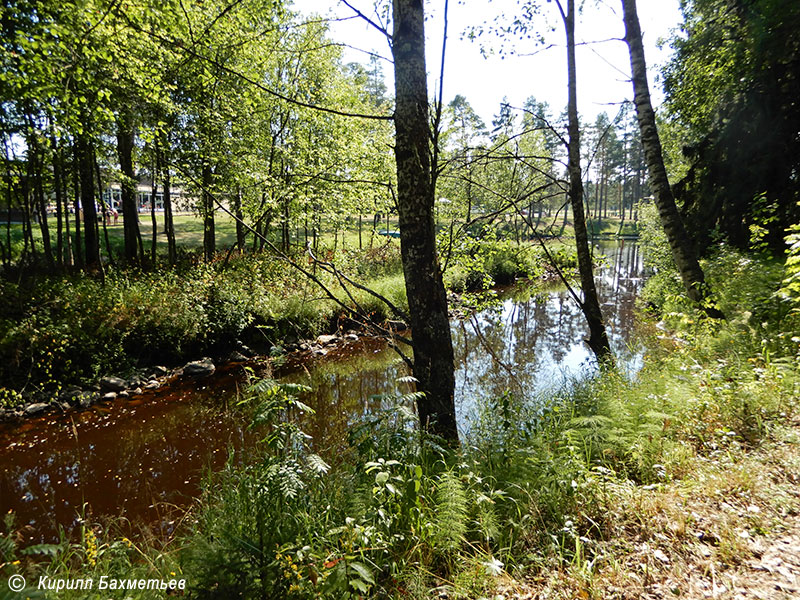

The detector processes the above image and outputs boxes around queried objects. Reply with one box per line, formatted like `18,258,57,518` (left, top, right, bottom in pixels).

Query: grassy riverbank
0,237,565,407
1,246,798,598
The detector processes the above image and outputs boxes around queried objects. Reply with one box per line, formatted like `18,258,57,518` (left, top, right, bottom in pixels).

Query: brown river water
0,241,643,543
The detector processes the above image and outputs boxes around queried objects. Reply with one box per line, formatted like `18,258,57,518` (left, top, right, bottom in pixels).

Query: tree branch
340,0,392,40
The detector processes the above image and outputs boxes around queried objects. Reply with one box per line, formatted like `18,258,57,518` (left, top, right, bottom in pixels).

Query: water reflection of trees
0,399,256,543
454,242,643,413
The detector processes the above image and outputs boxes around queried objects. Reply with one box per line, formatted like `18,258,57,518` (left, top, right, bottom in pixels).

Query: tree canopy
664,0,800,251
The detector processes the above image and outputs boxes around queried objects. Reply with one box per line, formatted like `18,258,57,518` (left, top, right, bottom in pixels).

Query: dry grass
493,419,800,599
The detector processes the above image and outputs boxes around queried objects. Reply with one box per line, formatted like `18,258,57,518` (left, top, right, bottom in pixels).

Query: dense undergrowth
0,238,564,404
1,238,798,598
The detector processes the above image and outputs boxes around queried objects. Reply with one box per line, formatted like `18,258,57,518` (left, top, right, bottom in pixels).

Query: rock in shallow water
99,376,127,392
24,402,49,416
183,358,216,376
316,334,338,346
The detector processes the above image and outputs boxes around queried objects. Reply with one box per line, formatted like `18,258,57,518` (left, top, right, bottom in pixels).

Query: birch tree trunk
562,0,613,362
621,0,722,317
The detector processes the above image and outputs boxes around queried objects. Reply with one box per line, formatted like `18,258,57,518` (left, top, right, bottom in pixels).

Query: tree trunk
392,0,458,442
202,160,215,261
77,132,99,267
30,141,55,270
94,151,114,263
51,133,65,268
234,187,246,251
117,111,142,264
71,141,83,269
3,173,11,268
563,0,613,362
622,0,722,317
282,200,289,253
150,154,158,264
466,175,473,223
162,156,177,264
20,176,34,263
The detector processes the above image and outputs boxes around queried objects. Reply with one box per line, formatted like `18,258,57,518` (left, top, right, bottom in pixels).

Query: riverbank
1,246,797,599
0,239,574,417
497,417,800,599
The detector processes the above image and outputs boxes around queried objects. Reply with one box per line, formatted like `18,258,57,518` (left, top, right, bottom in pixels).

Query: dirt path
648,424,800,600
653,516,800,600
716,522,800,599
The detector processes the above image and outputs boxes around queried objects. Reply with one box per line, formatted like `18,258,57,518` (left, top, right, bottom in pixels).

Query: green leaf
349,561,375,585
21,543,62,557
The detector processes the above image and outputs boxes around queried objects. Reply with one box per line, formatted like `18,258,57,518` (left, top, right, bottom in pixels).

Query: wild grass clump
350,273,408,323
0,511,182,600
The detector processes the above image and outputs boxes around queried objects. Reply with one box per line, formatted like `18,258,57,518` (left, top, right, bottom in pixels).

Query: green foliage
8,238,800,599
183,379,333,599
0,250,409,396
664,0,800,250
779,221,800,303
17,244,800,597
637,200,684,311
1,510,182,600
431,470,469,558
443,233,547,292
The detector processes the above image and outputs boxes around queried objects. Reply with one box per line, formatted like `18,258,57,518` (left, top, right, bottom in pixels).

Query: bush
443,234,547,292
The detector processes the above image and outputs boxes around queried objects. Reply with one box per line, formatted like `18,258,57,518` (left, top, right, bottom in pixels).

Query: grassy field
0,211,407,262
1,211,637,264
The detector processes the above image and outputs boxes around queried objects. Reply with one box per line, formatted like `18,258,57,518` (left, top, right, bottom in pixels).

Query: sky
301,0,683,124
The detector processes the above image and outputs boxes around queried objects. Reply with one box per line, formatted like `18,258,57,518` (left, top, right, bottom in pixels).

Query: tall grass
0,248,408,402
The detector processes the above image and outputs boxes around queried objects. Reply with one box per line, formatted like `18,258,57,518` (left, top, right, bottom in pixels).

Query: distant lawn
586,216,640,237
1,211,637,264
112,212,402,252
0,211,403,262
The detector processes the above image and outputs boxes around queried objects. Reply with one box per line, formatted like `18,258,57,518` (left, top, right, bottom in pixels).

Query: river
0,241,644,543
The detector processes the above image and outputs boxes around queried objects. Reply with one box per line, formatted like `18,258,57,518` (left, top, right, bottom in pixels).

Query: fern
473,490,500,548
432,470,469,554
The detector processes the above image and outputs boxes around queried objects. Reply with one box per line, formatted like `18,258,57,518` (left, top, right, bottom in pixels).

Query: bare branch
172,163,413,348
307,244,411,324
430,0,449,190
340,0,392,40
467,316,523,394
